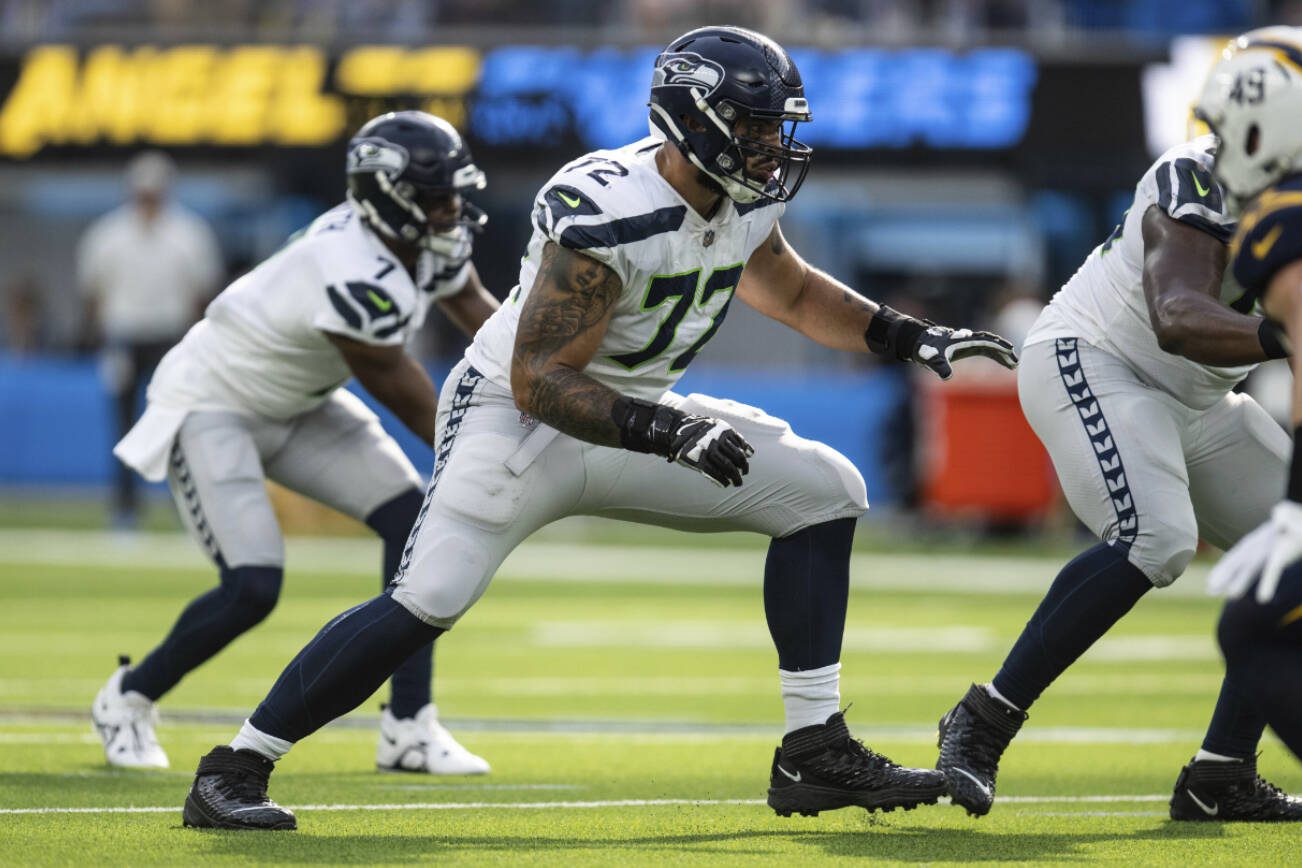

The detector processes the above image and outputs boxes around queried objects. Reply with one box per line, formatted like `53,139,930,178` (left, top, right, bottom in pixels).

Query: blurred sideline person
935,37,1302,819
1203,28,1302,766
177,25,1018,831
93,112,496,777
77,151,223,529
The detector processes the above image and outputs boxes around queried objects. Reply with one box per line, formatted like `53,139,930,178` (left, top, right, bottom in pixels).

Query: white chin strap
422,225,473,259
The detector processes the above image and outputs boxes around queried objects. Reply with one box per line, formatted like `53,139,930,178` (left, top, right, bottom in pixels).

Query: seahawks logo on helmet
654,53,724,94
347,139,409,176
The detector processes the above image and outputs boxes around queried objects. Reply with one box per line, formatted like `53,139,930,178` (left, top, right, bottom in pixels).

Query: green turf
0,527,1298,865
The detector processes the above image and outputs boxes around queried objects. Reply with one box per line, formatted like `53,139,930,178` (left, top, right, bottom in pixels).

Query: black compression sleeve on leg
366,489,432,719
248,593,442,743
122,566,283,701
763,518,857,671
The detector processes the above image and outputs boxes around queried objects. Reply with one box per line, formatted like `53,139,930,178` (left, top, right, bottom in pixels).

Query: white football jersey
1025,135,1252,410
147,202,472,420
466,137,783,400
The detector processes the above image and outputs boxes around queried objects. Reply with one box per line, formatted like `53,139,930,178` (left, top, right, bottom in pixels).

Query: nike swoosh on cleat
229,806,278,815
951,767,993,800
776,765,802,783
1187,790,1219,816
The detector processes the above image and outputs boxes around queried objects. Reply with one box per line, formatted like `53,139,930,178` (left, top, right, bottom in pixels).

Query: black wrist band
1259,318,1292,360
611,395,682,458
1290,427,1302,503
864,305,926,362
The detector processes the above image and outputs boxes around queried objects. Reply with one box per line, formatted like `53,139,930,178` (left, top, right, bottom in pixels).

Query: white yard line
0,794,1174,816
0,528,1215,597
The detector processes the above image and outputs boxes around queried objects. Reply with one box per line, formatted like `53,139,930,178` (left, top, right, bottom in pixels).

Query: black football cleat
936,683,1027,817
1169,756,1302,822
183,746,297,830
767,710,947,817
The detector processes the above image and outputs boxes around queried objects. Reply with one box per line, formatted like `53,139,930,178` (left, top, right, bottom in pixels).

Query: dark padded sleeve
1154,157,1236,243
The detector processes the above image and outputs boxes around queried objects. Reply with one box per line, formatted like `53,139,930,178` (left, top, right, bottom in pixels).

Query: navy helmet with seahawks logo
346,111,487,257
648,26,812,204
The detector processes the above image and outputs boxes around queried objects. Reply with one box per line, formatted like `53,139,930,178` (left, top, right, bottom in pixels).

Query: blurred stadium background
2,0,1291,530
0,0,1296,534
6,4,1302,860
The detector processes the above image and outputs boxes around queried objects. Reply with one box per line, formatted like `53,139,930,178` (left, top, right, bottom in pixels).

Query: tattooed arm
736,223,882,352
510,241,626,447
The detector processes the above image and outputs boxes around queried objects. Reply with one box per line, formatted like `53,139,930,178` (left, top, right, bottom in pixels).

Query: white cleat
91,656,169,769
376,704,490,775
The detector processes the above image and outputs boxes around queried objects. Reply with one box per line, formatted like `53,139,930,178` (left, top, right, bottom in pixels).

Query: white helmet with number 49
1196,27,1302,210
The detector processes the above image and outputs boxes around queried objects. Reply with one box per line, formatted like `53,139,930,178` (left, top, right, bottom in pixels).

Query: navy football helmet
649,26,812,204
346,111,486,257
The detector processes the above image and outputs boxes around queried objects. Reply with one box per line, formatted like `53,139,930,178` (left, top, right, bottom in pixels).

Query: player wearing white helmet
93,112,494,779
937,30,1302,821
1202,27,1302,769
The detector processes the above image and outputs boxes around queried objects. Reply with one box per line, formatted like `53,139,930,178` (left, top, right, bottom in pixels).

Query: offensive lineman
935,49,1302,817
92,112,493,776
177,26,1020,831
1203,28,1302,764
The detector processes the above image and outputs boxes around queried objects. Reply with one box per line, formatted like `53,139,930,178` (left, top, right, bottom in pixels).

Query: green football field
1,522,1299,865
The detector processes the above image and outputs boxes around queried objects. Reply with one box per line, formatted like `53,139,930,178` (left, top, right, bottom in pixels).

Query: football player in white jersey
92,112,494,777
177,26,1018,831
1203,28,1302,768
936,36,1302,818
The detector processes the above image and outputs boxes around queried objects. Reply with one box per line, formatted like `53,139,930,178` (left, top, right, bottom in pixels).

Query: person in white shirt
91,112,497,779
77,151,222,528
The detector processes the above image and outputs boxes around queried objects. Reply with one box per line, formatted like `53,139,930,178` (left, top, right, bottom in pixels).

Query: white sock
230,720,294,762
1193,749,1243,763
780,663,841,733
984,683,1023,712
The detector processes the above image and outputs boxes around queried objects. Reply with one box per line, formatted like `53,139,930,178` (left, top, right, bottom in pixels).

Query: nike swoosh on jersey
1253,223,1284,259
367,289,394,312
1188,790,1219,816
1192,173,1211,198
558,191,582,208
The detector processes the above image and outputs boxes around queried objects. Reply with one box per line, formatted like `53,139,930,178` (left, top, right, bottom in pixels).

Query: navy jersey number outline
609,263,744,372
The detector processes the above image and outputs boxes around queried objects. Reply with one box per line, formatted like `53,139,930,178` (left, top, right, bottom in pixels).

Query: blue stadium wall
0,355,907,506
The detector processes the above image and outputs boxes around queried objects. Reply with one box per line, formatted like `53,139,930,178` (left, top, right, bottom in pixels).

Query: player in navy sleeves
1201,28,1302,774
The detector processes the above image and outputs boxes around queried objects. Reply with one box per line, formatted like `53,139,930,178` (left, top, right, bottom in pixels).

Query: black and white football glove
612,396,754,487
1207,501,1302,603
865,305,1019,380
665,414,754,487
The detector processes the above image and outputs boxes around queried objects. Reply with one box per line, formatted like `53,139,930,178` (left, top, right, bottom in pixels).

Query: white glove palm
1207,501,1302,604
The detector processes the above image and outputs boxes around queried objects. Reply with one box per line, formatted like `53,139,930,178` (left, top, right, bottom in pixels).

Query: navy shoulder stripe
559,206,687,250
544,185,603,225
325,284,362,329
1155,157,1234,242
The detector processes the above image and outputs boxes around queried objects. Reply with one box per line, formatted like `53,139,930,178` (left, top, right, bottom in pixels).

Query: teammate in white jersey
92,112,494,777
177,26,1018,832
1203,27,1302,771
935,91,1302,817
